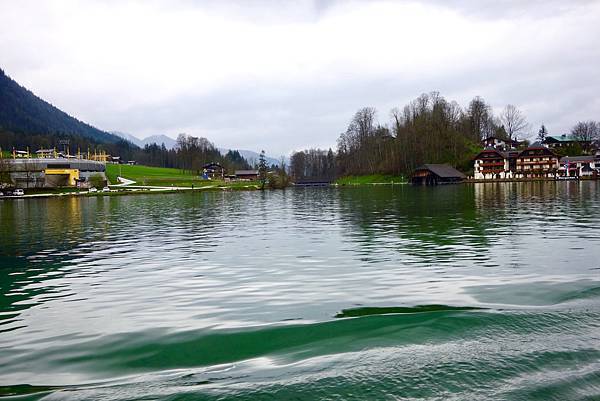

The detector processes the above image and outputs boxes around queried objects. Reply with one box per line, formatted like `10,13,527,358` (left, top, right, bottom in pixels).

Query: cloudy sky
1,0,599,156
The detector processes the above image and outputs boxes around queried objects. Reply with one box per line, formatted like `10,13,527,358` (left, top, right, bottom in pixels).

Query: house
473,148,514,179
515,142,559,178
202,162,224,180
235,169,259,180
411,164,466,185
481,136,521,150
558,156,599,178
542,134,592,151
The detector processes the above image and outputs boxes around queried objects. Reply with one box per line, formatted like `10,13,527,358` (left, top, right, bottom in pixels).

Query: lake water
1,183,599,400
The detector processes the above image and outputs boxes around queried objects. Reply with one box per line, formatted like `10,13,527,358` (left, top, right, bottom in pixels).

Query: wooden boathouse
411,164,466,185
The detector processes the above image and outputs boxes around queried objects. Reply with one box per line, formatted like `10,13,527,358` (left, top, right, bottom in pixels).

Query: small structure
558,156,599,178
411,164,466,185
234,169,259,181
14,150,29,158
202,162,224,180
36,149,56,158
515,142,559,178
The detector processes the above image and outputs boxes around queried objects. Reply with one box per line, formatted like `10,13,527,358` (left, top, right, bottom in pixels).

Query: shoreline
0,184,261,200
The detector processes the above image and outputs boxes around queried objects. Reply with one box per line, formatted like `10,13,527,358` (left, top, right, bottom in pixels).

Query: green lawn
105,164,206,186
105,164,259,189
336,174,407,185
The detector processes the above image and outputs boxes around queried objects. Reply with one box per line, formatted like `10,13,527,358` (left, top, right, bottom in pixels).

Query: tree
0,157,14,188
88,173,105,189
467,96,495,142
258,150,268,190
537,124,548,142
571,121,600,142
499,104,528,143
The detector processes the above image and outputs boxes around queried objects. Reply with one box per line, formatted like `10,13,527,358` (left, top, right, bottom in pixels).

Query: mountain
111,132,177,150
0,68,124,144
142,134,177,149
110,131,143,147
218,148,281,167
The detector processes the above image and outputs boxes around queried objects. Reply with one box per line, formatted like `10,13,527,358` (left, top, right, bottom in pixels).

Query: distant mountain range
0,68,123,143
112,132,282,166
111,131,177,149
218,148,281,167
0,68,283,165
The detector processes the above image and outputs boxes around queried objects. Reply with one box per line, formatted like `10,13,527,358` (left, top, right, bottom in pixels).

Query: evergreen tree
537,124,548,142
258,150,268,190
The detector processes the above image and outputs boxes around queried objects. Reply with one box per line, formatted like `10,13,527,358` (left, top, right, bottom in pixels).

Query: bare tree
467,96,495,142
571,121,600,142
499,104,528,143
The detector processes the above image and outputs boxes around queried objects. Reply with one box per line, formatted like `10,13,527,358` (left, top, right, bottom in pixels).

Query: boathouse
411,164,466,185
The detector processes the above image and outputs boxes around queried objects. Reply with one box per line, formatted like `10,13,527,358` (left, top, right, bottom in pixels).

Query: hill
0,68,124,144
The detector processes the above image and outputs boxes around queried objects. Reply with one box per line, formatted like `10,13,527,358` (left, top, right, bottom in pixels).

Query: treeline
290,149,336,181
136,134,251,173
0,129,253,173
292,91,587,181
335,93,511,177
0,129,139,160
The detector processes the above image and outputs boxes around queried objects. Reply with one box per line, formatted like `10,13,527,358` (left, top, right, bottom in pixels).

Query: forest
291,92,600,181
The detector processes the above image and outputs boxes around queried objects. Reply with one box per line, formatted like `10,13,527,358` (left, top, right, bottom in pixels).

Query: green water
1,182,599,400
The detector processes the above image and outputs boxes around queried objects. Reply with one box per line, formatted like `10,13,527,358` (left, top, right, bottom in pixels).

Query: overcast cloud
1,0,599,156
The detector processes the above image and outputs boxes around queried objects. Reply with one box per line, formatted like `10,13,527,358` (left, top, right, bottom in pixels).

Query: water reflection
1,184,600,398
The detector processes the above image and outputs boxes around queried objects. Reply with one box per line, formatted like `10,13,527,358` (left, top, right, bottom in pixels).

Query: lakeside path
3,183,260,200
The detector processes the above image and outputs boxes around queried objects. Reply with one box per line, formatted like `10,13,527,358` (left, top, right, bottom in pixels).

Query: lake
1,182,599,400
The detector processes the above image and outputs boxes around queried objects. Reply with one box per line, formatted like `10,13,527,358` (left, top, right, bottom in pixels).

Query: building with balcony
515,142,559,178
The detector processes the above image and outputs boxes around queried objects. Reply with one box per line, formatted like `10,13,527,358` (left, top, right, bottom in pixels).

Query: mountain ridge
0,68,125,144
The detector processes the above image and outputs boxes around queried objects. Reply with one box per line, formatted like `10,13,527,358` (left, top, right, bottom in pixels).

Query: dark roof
582,164,594,172
203,162,223,169
473,148,504,160
560,156,595,163
235,170,259,175
415,164,466,179
528,141,545,148
518,142,557,158
501,151,519,158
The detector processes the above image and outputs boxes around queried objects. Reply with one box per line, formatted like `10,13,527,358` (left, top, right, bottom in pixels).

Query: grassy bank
105,164,205,186
336,174,406,185
105,164,260,189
